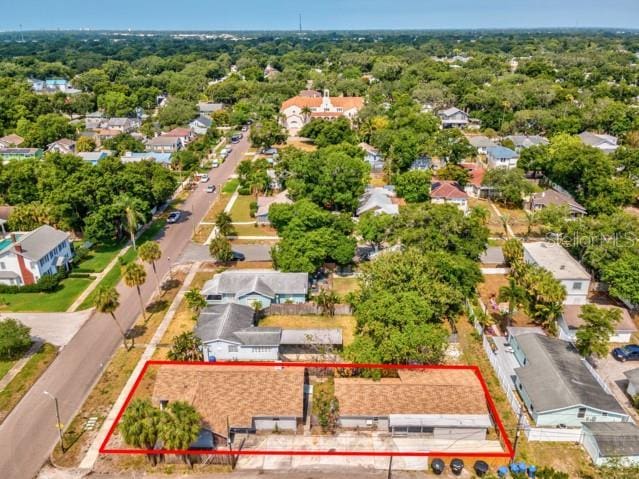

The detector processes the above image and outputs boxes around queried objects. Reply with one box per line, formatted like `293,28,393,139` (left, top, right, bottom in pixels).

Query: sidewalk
0,340,43,390
490,202,515,238
78,261,201,470
66,246,131,312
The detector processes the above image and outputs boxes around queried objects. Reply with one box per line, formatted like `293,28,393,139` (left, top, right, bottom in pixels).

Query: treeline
1,154,176,242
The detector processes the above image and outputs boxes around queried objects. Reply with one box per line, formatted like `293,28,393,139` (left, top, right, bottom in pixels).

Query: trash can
431,458,445,475
474,460,489,477
450,458,464,475
527,464,537,478
497,466,509,477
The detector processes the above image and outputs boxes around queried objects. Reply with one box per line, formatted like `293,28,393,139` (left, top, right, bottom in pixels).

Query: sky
3,0,639,31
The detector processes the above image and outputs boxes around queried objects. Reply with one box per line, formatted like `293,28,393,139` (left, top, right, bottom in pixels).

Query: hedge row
0,271,66,294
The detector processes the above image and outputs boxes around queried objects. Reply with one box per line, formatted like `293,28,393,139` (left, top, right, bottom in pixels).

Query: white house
486,146,519,169
430,180,468,214
357,187,399,216
0,134,24,148
582,422,639,467
280,89,364,135
624,368,639,398
161,127,196,147
358,142,384,172
523,242,591,305
437,107,469,128
201,269,308,308
46,138,76,155
189,115,212,135
578,132,619,154
460,163,490,198
146,136,181,153
559,304,637,344
0,226,73,286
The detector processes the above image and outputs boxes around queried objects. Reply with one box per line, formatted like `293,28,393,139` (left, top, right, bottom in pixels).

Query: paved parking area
177,242,272,263
595,356,639,421
236,433,502,471
0,310,92,347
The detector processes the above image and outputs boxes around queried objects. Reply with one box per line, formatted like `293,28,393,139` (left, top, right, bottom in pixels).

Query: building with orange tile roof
430,180,469,214
280,89,364,135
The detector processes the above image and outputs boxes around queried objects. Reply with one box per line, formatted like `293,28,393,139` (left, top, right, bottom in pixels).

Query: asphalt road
0,135,249,479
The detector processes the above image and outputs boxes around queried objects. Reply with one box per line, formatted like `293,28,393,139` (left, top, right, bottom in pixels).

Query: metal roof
201,269,308,297
280,329,343,345
523,241,591,281
514,333,626,415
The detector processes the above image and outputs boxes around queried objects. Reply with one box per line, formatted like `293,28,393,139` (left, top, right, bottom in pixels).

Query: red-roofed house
162,127,196,147
431,180,468,214
280,89,364,135
461,162,490,198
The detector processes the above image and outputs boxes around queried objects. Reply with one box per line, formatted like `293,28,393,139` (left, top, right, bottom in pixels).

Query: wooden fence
264,303,352,316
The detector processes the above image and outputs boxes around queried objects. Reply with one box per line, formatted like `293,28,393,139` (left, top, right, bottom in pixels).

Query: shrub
0,272,64,294
0,318,31,360
250,201,258,218
73,246,90,263
238,186,251,195
69,272,93,278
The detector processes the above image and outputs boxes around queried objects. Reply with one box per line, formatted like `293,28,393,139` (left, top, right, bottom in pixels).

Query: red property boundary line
100,360,515,459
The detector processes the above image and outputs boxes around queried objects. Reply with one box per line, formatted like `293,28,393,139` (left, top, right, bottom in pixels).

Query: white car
200,175,209,183
212,160,219,168
206,185,216,193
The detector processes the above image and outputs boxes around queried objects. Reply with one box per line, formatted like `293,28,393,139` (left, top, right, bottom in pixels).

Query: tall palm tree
117,195,145,250
124,262,148,321
499,213,512,238
119,399,162,465
138,241,162,295
524,211,538,239
94,285,128,349
209,236,233,262
215,212,235,238
300,106,312,125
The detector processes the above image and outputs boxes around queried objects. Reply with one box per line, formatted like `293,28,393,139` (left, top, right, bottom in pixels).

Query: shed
582,422,639,466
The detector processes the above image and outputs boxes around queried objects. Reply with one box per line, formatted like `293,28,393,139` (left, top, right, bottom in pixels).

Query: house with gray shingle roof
510,332,629,427
582,422,639,466
438,107,469,128
201,269,308,308
0,225,72,286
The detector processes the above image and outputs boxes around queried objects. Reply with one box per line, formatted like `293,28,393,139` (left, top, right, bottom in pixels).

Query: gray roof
467,136,497,148
147,136,180,146
192,115,212,127
514,333,626,415
194,303,281,346
438,107,466,117
480,246,505,265
506,135,549,148
197,102,224,113
624,368,639,389
357,187,399,216
194,303,256,343
530,189,586,215
8,225,70,261
578,131,618,147
582,422,639,457
280,329,343,345
201,269,308,298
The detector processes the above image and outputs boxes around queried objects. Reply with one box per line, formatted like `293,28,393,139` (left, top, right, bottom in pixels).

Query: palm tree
499,213,511,238
117,195,145,250
524,211,538,238
209,236,233,262
313,289,340,317
94,285,128,349
158,401,201,465
215,212,235,237
124,262,148,321
300,106,312,125
498,277,526,321
119,399,162,465
185,288,207,313
138,241,162,295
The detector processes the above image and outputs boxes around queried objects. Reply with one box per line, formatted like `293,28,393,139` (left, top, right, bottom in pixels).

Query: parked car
241,125,248,132
231,251,245,261
612,345,639,361
212,160,219,168
206,185,216,193
200,174,209,183
231,134,241,144
167,211,181,223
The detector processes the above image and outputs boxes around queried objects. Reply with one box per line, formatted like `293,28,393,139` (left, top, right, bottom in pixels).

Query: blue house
359,142,384,172
511,332,629,427
201,269,308,309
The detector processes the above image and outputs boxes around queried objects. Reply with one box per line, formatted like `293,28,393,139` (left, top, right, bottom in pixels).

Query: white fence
526,428,583,442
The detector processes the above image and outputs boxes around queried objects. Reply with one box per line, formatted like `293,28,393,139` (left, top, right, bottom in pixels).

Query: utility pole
299,14,302,34
387,455,393,479
43,391,65,452
511,407,525,464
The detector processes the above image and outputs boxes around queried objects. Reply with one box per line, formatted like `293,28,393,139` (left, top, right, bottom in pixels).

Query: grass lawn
203,192,231,222
75,241,125,273
0,358,17,382
229,194,255,222
232,223,278,237
193,223,214,244
78,219,166,311
331,276,360,299
259,315,356,346
0,343,57,423
222,178,239,193
52,347,144,467
0,277,93,312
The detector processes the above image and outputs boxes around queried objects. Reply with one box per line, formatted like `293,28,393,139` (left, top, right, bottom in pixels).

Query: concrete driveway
0,310,92,347
595,356,639,421
178,242,272,263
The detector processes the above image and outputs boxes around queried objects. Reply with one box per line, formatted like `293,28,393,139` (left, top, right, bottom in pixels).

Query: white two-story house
486,146,519,169
0,225,73,286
